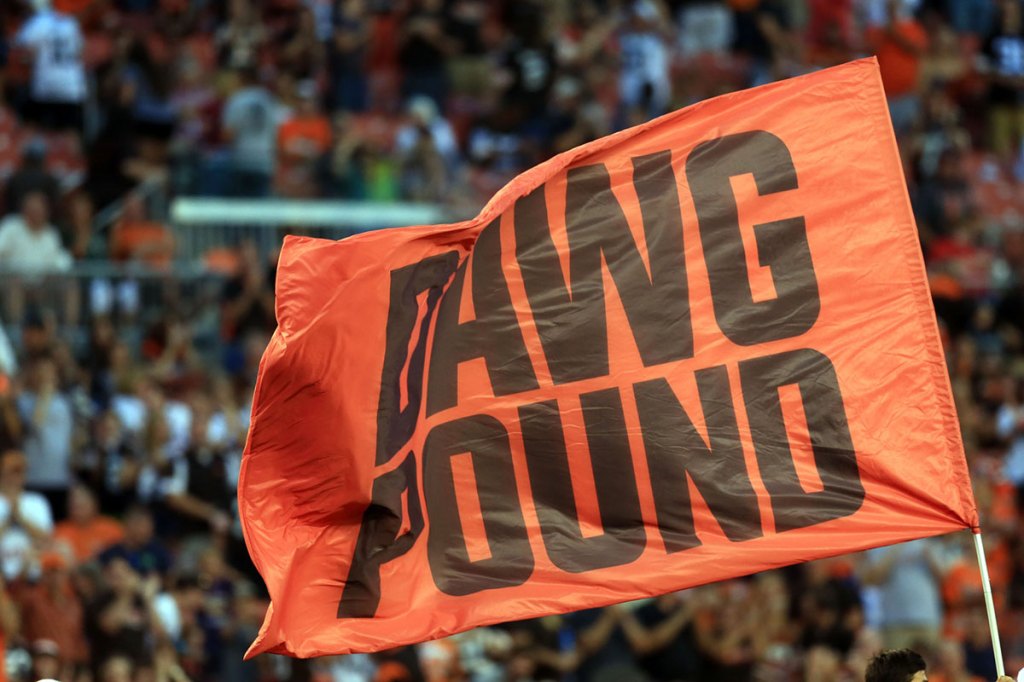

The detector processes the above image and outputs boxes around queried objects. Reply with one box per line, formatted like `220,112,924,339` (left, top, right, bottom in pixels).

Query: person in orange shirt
13,551,88,682
866,0,928,134
108,193,174,269
276,80,332,198
53,483,124,563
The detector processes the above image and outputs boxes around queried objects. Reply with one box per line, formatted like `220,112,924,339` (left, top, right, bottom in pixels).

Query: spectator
54,484,125,564
329,0,371,112
567,607,648,682
107,192,174,268
863,539,947,650
275,80,332,198
616,0,673,122
323,112,372,198
221,65,287,198
444,0,489,97
86,557,160,677
151,574,204,651
279,6,325,80
981,0,1024,160
221,241,275,355
396,95,457,201
867,0,928,134
0,191,72,274
13,0,87,134
98,505,172,577
16,355,73,514
3,138,59,219
398,0,453,109
160,398,234,539
498,2,557,128
13,552,87,680
216,0,267,71
618,593,699,681
0,449,54,582
75,410,139,516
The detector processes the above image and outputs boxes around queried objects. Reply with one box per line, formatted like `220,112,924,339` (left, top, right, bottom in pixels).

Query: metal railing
0,262,228,358
169,198,451,262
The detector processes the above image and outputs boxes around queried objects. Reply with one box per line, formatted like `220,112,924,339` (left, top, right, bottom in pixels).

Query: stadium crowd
0,0,1022,680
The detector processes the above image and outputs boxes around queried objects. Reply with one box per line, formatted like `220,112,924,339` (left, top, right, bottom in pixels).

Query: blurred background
0,0,1022,680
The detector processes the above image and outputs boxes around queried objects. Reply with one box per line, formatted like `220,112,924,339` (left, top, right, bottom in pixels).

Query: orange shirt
868,20,928,97
54,516,125,563
109,220,174,268
13,582,88,664
279,116,332,159
54,0,95,15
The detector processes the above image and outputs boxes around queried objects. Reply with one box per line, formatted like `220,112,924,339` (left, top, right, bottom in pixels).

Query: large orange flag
239,58,978,658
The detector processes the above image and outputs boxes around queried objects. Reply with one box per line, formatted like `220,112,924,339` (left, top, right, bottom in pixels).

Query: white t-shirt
395,119,459,165
152,592,182,641
0,215,72,274
15,11,87,104
0,491,54,580
618,29,670,109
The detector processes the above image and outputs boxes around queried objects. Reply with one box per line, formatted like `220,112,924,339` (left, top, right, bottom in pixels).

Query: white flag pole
973,531,1005,677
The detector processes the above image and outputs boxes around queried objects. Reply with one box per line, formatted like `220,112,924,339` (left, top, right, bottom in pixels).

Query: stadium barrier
0,262,228,360
169,198,451,264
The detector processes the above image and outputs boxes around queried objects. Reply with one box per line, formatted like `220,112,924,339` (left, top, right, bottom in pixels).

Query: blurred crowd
0,0,1022,680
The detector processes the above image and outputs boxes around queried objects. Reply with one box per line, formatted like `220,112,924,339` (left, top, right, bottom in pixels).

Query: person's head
123,504,154,547
173,574,205,614
30,355,58,392
67,483,99,525
407,95,438,128
100,655,133,682
0,450,28,494
39,549,71,588
120,192,146,222
103,557,139,597
1001,0,1021,33
236,63,261,87
31,639,60,679
294,80,319,116
93,410,122,448
865,649,928,682
21,191,49,231
22,137,47,166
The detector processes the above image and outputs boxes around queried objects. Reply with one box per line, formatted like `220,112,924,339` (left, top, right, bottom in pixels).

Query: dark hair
865,649,927,682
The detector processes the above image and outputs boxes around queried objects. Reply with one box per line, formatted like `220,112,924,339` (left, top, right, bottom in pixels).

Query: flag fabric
239,58,978,658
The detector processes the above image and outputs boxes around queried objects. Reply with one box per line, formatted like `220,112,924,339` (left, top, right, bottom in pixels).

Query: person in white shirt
221,65,287,197
0,191,72,275
0,191,75,325
14,0,87,132
0,449,54,581
16,356,73,513
617,0,673,121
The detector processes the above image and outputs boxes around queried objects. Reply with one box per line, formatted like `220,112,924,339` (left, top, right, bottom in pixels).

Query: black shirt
984,31,1024,105
635,600,700,681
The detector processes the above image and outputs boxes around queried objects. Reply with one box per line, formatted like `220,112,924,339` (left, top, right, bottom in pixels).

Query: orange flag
239,58,977,658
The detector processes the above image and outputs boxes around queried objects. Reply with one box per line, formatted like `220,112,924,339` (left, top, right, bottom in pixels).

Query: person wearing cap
12,547,86,681
30,638,61,681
